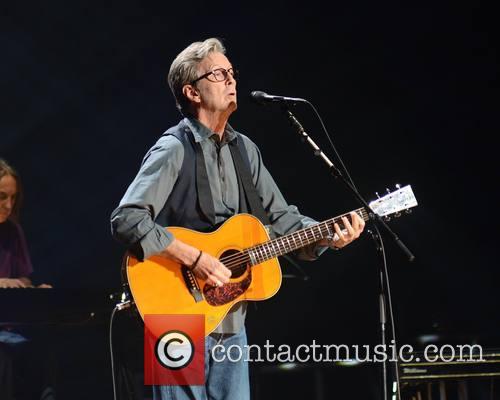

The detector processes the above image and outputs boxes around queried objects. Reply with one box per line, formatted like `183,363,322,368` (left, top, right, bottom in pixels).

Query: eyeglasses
191,67,238,84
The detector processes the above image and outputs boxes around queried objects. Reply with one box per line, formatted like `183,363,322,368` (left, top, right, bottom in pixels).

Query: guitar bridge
181,266,203,303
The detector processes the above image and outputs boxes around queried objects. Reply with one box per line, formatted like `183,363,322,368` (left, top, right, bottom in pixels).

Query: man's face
0,174,17,223
191,52,237,115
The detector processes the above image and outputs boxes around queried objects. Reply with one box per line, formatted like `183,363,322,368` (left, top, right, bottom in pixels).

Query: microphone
250,91,307,105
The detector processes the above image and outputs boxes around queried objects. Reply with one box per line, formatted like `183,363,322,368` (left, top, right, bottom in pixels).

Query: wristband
189,250,203,270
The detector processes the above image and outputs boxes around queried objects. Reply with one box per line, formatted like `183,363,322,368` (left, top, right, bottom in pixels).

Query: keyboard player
0,159,54,399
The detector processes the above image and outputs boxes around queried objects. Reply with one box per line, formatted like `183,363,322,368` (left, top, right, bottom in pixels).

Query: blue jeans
152,327,250,400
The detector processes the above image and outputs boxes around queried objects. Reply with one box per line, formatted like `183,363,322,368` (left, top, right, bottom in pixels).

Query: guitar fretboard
246,208,369,265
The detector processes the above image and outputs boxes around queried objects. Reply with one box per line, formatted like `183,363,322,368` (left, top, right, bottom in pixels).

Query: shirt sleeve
241,135,329,261
110,135,184,260
13,222,34,278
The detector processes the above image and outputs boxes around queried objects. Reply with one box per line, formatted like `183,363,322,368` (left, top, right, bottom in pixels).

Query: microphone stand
282,106,413,400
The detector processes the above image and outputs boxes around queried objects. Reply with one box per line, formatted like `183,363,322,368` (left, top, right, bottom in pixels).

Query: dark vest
154,120,254,232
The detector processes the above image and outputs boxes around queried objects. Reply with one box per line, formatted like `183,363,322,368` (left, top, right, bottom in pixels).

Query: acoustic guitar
125,185,417,335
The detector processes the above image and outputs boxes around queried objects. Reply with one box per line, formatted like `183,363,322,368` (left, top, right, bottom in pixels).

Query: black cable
303,100,402,400
110,306,119,400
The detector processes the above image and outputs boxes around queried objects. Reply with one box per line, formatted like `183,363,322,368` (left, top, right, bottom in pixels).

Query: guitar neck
247,208,369,265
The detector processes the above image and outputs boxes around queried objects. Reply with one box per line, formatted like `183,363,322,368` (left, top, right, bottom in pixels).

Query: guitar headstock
369,184,418,220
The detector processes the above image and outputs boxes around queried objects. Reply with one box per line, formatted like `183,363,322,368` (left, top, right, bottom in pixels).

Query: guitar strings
220,208,370,270
219,208,369,271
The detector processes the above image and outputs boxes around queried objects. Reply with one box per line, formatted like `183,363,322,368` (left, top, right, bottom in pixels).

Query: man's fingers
208,268,230,287
351,212,365,231
334,223,346,241
342,216,355,236
191,252,233,286
207,275,222,287
330,213,365,250
220,263,232,279
207,261,231,285
212,262,231,284
350,212,360,230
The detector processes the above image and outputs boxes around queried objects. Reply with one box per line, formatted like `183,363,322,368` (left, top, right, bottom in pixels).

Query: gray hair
168,38,226,115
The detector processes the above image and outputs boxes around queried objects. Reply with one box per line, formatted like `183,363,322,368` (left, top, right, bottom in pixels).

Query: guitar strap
193,138,217,225
177,125,217,226
228,139,273,231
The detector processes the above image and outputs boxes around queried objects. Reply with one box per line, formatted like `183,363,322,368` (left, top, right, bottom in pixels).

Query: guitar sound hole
220,249,247,279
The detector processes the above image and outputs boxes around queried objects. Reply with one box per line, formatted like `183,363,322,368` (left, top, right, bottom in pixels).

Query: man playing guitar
111,38,365,400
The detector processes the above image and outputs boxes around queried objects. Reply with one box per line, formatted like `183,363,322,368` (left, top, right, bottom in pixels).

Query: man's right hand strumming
161,238,232,287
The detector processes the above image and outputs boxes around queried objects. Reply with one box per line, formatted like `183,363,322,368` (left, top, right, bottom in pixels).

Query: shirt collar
184,117,237,144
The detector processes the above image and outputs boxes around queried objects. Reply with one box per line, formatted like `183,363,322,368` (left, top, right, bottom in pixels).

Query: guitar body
125,213,282,335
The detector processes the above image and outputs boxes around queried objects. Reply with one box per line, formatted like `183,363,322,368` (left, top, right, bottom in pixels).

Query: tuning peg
386,188,391,194
394,212,401,218
384,215,391,222
375,192,380,199
405,209,412,214
395,183,401,189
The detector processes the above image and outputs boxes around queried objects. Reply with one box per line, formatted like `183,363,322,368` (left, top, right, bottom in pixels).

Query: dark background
1,1,497,399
